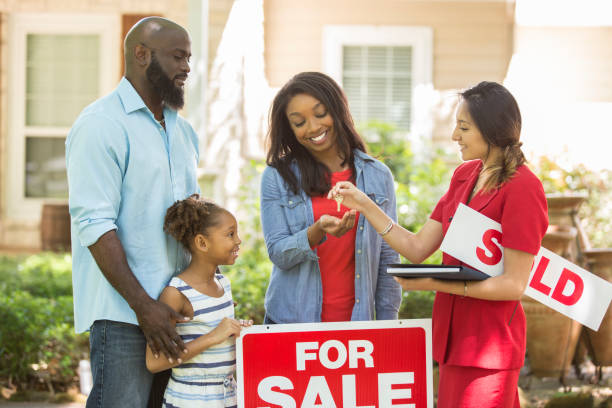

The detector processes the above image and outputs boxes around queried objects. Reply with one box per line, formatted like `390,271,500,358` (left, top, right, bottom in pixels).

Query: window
343,45,413,130
7,14,119,220
323,25,432,133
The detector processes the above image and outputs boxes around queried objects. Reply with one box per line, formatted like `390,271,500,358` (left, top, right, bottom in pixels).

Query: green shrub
399,291,435,319
0,290,53,380
0,254,87,392
361,121,450,235
222,160,271,324
0,255,22,291
0,253,73,298
361,121,451,318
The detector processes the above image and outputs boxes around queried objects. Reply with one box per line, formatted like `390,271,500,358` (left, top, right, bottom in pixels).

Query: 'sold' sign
441,203,612,330
237,320,433,408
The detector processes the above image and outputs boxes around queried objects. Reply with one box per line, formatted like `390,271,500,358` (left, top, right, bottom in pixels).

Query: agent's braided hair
163,194,226,249
460,81,525,192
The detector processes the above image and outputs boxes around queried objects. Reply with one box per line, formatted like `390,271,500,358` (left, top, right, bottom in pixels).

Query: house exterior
263,0,515,146
0,0,193,251
505,1,612,170
1,0,610,250
202,0,516,212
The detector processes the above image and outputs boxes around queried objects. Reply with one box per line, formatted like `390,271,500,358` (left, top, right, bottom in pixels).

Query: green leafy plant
533,155,612,248
360,120,450,237
221,160,271,324
16,253,73,297
359,121,452,319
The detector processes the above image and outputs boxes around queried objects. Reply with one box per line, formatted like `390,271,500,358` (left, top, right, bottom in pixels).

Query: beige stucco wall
514,26,612,102
263,0,514,90
0,0,188,250
208,0,234,72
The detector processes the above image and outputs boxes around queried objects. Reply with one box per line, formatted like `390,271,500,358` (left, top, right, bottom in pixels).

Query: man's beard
146,53,185,110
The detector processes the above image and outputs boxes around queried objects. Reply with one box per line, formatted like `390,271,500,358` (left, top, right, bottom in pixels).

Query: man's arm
88,230,190,361
67,115,190,360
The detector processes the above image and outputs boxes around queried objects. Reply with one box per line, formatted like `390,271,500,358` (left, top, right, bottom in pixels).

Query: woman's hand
393,277,437,292
328,181,371,213
318,211,357,237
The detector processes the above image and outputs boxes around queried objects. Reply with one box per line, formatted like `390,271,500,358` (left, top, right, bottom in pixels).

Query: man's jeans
87,320,153,408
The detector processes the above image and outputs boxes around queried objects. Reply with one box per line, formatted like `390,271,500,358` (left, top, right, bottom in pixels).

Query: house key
333,194,344,212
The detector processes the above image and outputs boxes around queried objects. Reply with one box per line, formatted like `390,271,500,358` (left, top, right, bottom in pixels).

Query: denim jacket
260,149,401,323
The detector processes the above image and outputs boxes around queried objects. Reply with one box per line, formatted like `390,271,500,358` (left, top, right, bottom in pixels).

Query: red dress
430,160,548,407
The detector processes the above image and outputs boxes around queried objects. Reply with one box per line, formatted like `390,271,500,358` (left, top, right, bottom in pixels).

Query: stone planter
545,193,588,263
545,193,588,227
541,225,578,258
582,249,612,367
522,298,583,378
523,224,581,378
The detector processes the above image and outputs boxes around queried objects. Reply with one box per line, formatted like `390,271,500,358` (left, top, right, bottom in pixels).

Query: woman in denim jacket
260,72,401,324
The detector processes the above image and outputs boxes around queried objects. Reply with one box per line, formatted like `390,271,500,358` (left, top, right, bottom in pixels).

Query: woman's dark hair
266,71,367,196
460,81,525,191
163,194,227,250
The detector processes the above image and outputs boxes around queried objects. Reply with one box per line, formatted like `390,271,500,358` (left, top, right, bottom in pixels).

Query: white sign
236,320,434,408
440,203,612,331
440,204,505,277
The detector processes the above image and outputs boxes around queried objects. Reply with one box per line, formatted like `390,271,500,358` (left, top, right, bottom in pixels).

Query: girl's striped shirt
163,274,237,408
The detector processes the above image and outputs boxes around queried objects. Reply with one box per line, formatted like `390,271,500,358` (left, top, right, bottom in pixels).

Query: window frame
322,25,433,135
6,13,120,221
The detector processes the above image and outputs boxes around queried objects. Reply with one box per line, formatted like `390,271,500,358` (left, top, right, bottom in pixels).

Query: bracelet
463,280,468,298
378,219,394,236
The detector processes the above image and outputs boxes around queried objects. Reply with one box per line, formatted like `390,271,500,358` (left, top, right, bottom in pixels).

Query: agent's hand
135,298,191,363
318,211,357,238
393,276,436,291
209,317,242,344
328,181,371,213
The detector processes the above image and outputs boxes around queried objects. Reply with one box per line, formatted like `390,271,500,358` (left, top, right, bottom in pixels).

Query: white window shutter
342,45,412,131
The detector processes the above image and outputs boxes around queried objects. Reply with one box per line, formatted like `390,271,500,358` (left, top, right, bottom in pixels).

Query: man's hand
88,231,194,362
134,298,191,363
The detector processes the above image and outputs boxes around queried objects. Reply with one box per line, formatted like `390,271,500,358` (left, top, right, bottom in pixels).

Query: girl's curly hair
163,194,226,249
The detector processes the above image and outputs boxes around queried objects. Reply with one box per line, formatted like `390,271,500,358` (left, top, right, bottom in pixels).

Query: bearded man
66,17,199,408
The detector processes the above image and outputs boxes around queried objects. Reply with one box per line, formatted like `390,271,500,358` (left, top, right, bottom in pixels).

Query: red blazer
430,160,548,369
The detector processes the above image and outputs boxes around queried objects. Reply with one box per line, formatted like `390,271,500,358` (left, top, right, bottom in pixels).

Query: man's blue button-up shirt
66,78,200,333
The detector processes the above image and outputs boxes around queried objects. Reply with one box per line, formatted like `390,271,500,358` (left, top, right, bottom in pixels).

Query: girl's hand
239,319,254,327
393,277,436,292
209,317,241,344
328,181,370,213
318,211,357,238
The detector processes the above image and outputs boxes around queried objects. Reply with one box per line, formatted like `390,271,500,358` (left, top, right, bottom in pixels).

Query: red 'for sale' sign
236,319,433,408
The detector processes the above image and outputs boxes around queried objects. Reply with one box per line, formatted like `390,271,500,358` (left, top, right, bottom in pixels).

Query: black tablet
386,264,490,281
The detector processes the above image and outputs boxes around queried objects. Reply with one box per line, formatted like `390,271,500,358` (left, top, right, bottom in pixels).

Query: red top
312,169,360,322
430,160,548,369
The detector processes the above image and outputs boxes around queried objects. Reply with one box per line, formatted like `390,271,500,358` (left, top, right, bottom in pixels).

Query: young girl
146,194,252,407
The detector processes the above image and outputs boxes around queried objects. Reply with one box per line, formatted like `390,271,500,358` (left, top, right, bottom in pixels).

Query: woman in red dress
330,81,548,408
